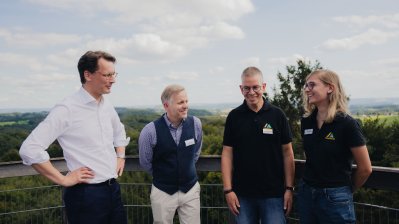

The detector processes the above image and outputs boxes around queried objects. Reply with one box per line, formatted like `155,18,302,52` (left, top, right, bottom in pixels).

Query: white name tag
263,128,273,134
304,129,313,135
185,138,195,147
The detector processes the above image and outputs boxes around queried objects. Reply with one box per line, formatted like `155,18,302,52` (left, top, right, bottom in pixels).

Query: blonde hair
161,84,185,104
302,69,349,123
241,67,263,84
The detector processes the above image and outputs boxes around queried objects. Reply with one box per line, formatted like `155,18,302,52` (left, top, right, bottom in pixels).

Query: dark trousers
63,179,127,224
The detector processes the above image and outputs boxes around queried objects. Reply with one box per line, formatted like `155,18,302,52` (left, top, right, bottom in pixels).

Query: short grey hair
241,66,263,84
161,84,185,104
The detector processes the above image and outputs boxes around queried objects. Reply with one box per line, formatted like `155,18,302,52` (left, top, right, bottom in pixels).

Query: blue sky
0,0,398,109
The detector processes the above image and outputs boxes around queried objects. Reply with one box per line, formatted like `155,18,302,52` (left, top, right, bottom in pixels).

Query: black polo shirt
301,110,366,188
223,100,292,197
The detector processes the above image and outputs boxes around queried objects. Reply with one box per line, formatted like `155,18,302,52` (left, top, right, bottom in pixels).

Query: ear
84,71,92,82
163,102,169,110
239,85,244,93
327,85,334,94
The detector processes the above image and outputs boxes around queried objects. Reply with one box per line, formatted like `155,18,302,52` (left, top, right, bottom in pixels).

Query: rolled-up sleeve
111,109,130,147
138,122,156,174
19,105,70,165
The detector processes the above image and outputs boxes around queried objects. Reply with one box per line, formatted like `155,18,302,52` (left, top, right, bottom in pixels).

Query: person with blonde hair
297,69,372,223
139,84,203,224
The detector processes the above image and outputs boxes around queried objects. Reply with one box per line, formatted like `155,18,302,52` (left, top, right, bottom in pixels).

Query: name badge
185,138,195,147
263,128,273,134
304,129,313,135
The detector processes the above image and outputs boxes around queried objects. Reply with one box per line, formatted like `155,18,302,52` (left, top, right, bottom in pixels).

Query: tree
266,59,323,158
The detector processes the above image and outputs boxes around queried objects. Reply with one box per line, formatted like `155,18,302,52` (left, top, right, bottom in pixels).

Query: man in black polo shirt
221,67,295,223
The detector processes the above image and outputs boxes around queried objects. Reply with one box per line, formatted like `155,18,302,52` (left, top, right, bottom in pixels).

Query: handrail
1,155,399,191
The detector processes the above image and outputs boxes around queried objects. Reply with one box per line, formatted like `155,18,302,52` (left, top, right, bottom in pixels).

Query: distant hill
349,98,399,114
349,98,399,106
1,98,398,114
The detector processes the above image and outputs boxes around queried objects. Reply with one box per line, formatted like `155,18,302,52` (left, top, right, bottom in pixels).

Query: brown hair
77,51,116,84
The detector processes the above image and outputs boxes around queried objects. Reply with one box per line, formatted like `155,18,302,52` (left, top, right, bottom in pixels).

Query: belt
81,178,117,186
96,178,117,186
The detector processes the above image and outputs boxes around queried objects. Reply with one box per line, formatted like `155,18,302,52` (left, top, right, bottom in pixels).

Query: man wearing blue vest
139,84,203,224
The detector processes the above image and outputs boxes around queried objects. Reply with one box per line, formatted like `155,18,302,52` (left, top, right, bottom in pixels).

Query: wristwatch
223,189,233,195
116,151,126,159
285,186,295,192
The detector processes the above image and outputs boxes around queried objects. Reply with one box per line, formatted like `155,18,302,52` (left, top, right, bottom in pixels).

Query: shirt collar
310,108,347,122
163,113,185,128
79,87,103,105
237,98,271,112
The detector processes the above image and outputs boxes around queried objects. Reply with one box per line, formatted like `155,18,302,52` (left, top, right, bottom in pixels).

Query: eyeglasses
98,72,118,79
303,82,316,90
242,85,262,93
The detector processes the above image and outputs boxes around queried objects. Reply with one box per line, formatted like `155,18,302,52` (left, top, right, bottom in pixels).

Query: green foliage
1,149,20,161
200,116,226,155
267,59,323,158
361,117,399,167
0,120,29,126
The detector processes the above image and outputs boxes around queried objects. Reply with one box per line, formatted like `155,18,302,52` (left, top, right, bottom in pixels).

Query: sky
0,0,398,110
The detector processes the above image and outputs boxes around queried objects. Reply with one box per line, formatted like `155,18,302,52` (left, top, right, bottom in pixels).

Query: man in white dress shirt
19,50,130,224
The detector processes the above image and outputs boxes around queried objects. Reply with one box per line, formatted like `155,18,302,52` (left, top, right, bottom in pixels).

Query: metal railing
1,156,399,223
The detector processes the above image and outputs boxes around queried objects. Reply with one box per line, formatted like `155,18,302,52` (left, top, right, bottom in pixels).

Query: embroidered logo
263,123,273,134
264,123,272,129
325,132,335,140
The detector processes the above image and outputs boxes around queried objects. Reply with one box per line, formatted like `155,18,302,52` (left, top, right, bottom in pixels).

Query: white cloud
26,0,103,15
338,69,399,98
25,0,253,62
0,28,82,48
267,54,309,67
47,49,83,68
333,13,399,29
131,34,186,57
30,73,74,82
117,57,141,66
199,22,245,40
371,57,399,66
166,71,199,81
240,57,261,67
0,72,76,105
28,0,254,21
320,29,399,51
127,76,162,86
84,34,187,62
0,53,58,71
209,66,225,75
10,73,75,89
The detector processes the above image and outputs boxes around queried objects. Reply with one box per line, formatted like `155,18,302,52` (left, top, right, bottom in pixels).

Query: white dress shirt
19,87,130,183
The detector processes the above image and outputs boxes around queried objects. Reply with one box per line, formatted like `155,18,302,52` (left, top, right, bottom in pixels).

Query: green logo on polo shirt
325,132,335,140
263,123,273,134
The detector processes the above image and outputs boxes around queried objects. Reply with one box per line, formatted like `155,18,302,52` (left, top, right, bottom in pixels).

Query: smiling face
164,90,189,124
304,74,333,108
84,58,116,100
240,73,266,110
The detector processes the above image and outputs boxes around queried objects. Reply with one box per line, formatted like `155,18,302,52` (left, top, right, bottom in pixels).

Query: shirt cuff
20,151,50,166
114,137,130,147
